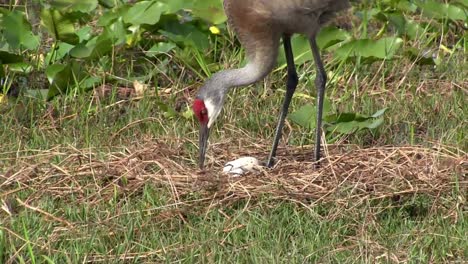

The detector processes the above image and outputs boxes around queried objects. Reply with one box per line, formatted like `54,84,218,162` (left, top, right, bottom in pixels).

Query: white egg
222,157,260,176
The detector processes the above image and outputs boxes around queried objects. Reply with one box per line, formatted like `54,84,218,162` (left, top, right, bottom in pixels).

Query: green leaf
290,104,317,130
334,37,403,61
159,0,188,13
45,62,83,98
0,10,39,50
123,1,168,25
45,42,74,64
371,108,388,118
106,19,126,45
160,22,210,50
324,113,358,123
45,64,67,84
98,6,129,26
192,0,227,24
327,121,359,134
416,0,468,21
289,99,332,130
317,26,351,50
40,8,79,44
0,51,23,64
277,36,311,66
404,20,427,40
76,26,92,42
81,76,102,90
48,0,98,13
69,25,121,59
98,0,115,8
277,27,351,65
155,101,178,118
69,43,92,58
454,0,468,8
324,108,386,135
396,0,418,12
359,118,384,129
145,42,177,56
46,64,69,98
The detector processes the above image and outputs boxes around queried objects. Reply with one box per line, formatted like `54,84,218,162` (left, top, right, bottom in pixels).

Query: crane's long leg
266,35,298,168
309,36,327,164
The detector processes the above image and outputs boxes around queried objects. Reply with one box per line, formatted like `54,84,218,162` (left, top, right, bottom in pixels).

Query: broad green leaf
45,62,83,98
7,62,33,73
160,22,210,50
98,0,115,8
277,36,311,66
290,104,316,130
45,42,74,64
123,1,168,25
40,8,79,44
324,113,358,123
454,0,468,8
45,64,67,84
404,20,427,40
48,0,98,13
279,27,350,67
371,108,388,118
289,100,332,130
1,10,39,50
98,6,129,26
69,43,92,58
396,0,418,12
334,37,403,61
359,118,384,129
324,108,386,135
385,12,407,36
192,0,227,24
317,26,351,50
145,42,177,56
46,63,70,98
70,27,118,59
327,121,359,134
76,26,92,42
159,0,188,13
107,19,126,45
81,76,102,90
0,51,23,64
416,1,468,21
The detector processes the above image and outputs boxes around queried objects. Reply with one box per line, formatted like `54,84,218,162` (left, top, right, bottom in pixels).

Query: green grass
1,3,467,264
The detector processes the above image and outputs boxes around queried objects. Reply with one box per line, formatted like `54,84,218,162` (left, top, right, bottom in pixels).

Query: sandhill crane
192,0,351,169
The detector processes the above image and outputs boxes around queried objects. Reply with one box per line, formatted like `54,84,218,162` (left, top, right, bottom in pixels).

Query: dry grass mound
1,141,466,207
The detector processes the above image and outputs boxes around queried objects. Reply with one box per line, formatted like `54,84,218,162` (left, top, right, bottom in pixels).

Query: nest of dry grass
1,141,466,207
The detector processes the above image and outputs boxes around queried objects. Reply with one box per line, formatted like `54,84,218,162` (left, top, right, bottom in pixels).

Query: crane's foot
313,160,321,169
265,157,276,168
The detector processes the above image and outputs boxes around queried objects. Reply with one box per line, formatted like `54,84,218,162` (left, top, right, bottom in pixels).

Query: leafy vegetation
0,0,466,263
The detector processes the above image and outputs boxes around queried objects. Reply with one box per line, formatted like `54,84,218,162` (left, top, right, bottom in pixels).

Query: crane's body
193,0,350,169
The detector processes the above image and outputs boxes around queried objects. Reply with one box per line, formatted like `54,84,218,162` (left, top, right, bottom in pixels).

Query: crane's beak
198,123,209,169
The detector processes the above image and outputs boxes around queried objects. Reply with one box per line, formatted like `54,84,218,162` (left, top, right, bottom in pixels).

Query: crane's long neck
197,40,279,127
207,60,273,93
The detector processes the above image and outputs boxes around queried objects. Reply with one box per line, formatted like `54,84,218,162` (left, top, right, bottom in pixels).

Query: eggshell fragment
223,157,260,176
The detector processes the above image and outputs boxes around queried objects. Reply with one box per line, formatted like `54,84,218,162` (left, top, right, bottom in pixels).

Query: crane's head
192,96,224,169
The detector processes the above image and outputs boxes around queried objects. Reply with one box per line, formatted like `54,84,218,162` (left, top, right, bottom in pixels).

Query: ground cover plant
0,0,467,263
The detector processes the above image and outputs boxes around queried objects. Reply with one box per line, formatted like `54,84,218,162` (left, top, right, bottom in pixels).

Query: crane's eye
201,109,207,115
